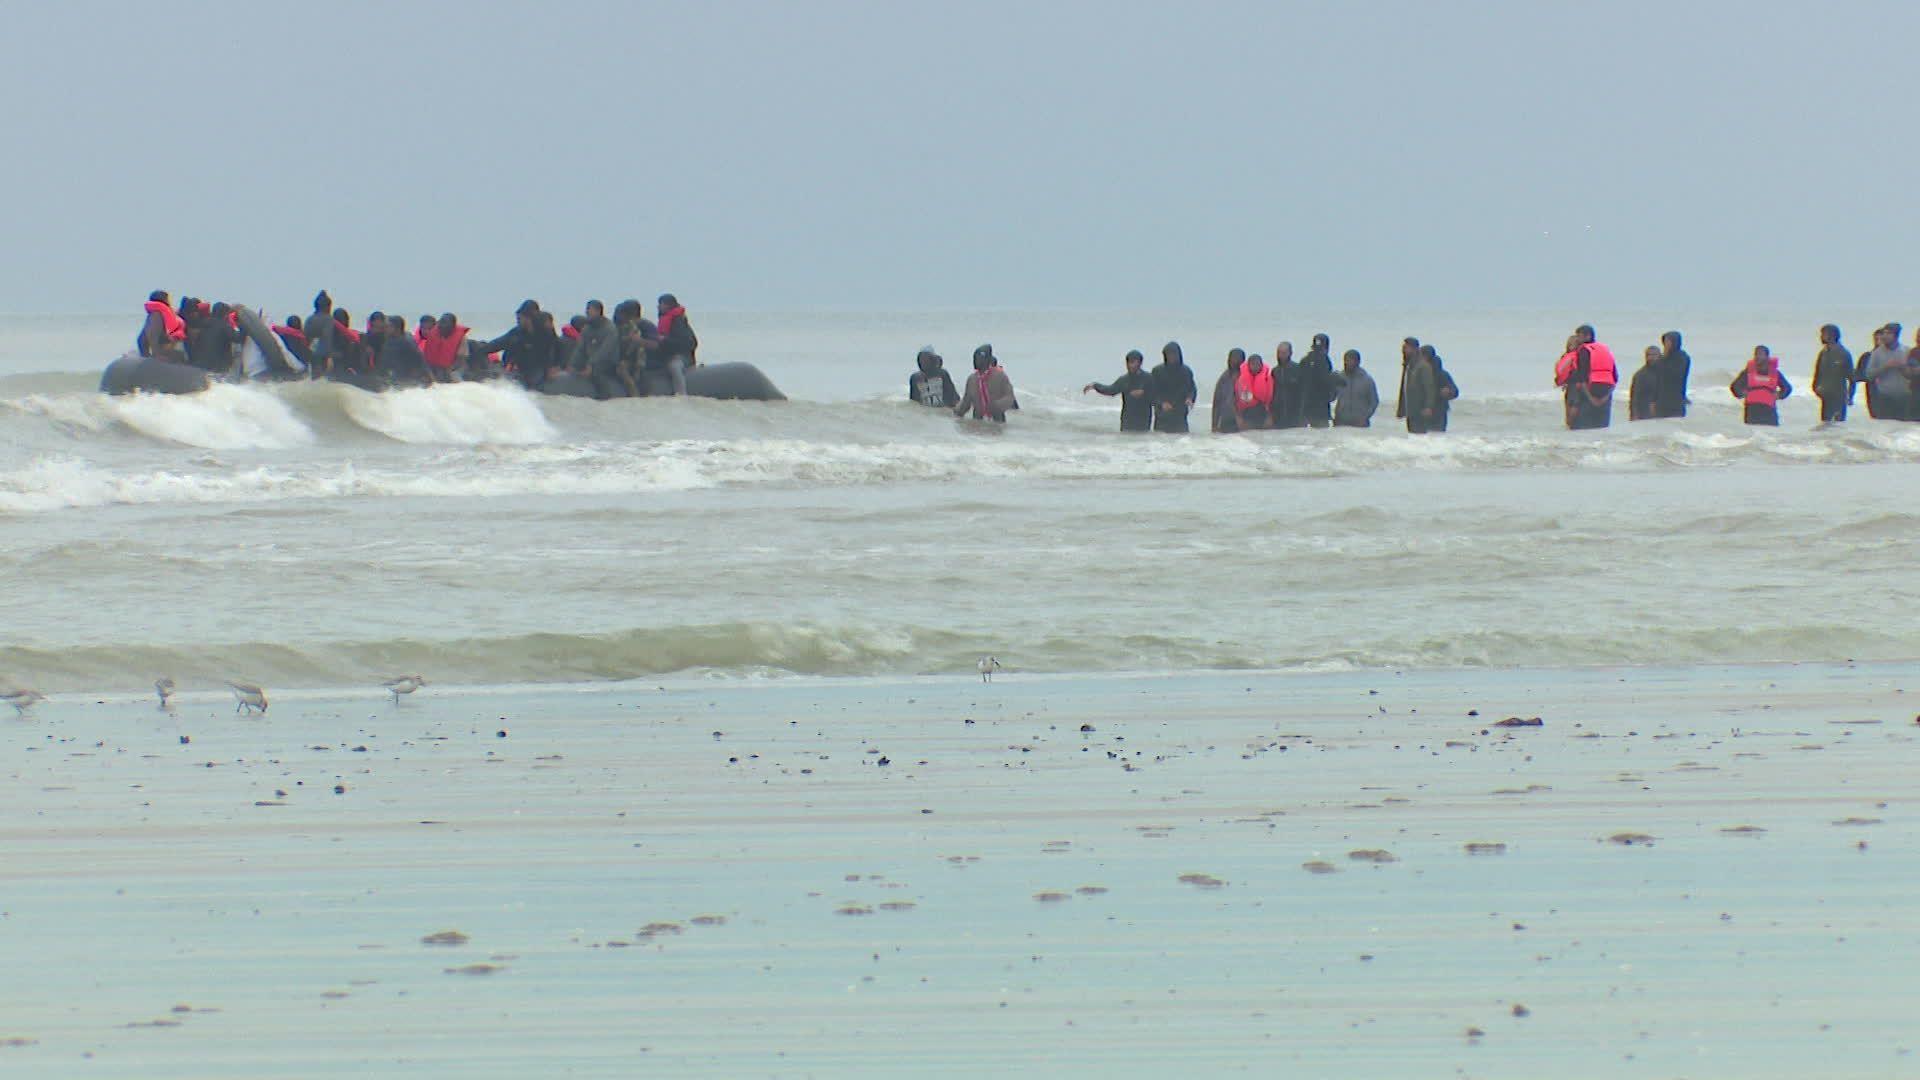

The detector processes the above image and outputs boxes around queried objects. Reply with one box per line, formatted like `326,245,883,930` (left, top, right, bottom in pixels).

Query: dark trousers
1818,394,1847,422
1743,404,1780,426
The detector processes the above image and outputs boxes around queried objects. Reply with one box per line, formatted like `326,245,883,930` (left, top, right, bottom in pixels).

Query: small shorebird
383,675,426,703
4,688,46,717
977,656,1002,683
227,681,269,715
155,677,175,710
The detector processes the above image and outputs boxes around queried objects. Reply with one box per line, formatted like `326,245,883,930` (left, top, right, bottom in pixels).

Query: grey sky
5,0,1914,313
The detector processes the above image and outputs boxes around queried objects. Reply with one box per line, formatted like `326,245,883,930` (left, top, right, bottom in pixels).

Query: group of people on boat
137,290,698,398
1565,322,1920,428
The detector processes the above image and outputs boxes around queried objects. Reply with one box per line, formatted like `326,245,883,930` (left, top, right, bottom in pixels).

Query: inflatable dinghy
100,353,212,395
538,362,785,401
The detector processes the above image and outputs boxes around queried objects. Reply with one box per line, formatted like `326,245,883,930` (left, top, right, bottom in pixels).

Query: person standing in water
910,347,960,408
1269,341,1307,429
954,345,1017,423
1556,325,1617,429
1233,353,1274,430
1812,324,1854,423
1730,346,1791,425
1628,346,1664,421
1332,350,1376,427
1393,337,1421,421
1300,334,1337,427
1655,331,1691,418
1211,349,1245,433
1425,346,1459,431
1150,341,1196,433
1861,323,1911,420
1403,344,1438,433
1084,349,1156,431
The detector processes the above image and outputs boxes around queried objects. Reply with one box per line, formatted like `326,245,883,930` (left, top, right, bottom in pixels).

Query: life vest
1235,364,1274,409
1554,350,1578,387
144,300,187,341
1584,343,1618,387
1743,361,1780,408
419,325,469,370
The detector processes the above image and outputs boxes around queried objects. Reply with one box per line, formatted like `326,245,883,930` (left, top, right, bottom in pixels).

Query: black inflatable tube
537,362,785,401
99,353,213,396
234,307,300,378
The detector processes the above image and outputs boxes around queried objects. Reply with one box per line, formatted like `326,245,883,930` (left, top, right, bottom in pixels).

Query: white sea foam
109,384,315,450
335,381,556,445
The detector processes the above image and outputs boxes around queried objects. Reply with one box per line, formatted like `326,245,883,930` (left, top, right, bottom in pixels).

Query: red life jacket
1554,350,1578,386
271,324,307,346
144,300,187,341
657,305,686,338
1235,364,1274,410
1743,360,1780,407
1583,343,1618,387
419,325,469,370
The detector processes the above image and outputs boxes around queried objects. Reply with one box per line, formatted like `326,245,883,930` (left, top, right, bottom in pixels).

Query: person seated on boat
613,300,651,396
271,315,314,371
377,315,431,387
647,294,698,396
138,290,189,362
186,302,244,373
559,315,587,372
363,311,390,365
420,313,471,384
329,309,369,375
416,314,435,350
576,300,625,399
911,347,960,408
480,301,560,390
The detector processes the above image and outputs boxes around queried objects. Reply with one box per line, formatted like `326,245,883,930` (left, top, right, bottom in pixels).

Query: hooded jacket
1333,366,1378,427
955,364,1017,422
1150,343,1197,432
911,355,961,408
1211,361,1242,433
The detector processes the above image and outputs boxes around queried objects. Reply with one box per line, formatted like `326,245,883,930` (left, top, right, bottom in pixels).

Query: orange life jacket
144,300,187,341
1743,360,1780,408
1235,364,1274,409
1554,350,1578,387
1584,343,1618,387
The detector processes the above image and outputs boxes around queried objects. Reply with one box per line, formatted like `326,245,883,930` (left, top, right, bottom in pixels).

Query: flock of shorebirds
4,675,428,717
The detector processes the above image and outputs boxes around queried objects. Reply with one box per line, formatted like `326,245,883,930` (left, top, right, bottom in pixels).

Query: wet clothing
1862,345,1912,419
1730,362,1791,425
186,316,242,373
1628,363,1662,420
483,323,561,390
1813,343,1853,422
139,301,188,358
955,367,1017,422
653,307,697,369
1269,358,1306,428
420,325,469,377
1562,344,1614,430
576,316,624,399
1150,359,1196,433
911,368,960,408
1430,366,1459,432
1403,356,1438,434
1233,363,1274,430
1299,348,1336,427
1656,347,1691,418
330,324,368,375
272,324,313,371
1333,367,1377,427
1211,366,1241,433
378,332,430,386
1089,369,1156,431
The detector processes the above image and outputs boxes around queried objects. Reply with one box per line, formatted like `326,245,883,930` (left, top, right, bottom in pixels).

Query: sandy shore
0,664,1914,1078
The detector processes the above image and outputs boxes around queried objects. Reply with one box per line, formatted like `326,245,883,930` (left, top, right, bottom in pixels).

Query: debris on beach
1,1037,39,1047
637,922,683,938
443,963,503,976
1719,825,1767,836
420,930,470,946
1177,873,1227,889
1833,817,1883,826
1347,849,1397,864
1607,832,1657,846
835,904,874,916
1033,891,1070,902
689,914,728,927
1494,717,1543,727
1511,1003,1531,1018
1301,860,1339,875
1074,885,1109,896
1464,842,1508,855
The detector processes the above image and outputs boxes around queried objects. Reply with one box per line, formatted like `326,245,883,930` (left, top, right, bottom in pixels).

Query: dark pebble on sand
1511,1004,1530,1018
876,756,890,766
496,730,507,738
1494,717,1543,728
1079,724,1095,732
179,735,190,745
333,784,346,795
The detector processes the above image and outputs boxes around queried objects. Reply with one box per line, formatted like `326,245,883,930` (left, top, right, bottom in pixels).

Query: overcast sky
4,0,1915,313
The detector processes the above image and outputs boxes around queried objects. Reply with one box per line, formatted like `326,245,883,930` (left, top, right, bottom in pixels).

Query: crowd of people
917,321,1920,432
136,290,699,398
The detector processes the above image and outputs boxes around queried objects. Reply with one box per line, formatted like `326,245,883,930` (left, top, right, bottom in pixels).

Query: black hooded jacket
910,356,960,407
1151,343,1197,432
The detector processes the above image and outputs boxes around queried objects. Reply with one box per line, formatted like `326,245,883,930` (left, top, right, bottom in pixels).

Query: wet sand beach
1,664,1915,1078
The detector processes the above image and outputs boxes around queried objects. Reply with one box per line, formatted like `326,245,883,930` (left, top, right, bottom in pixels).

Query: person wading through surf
1151,341,1197,433
1730,345,1791,425
1084,349,1156,432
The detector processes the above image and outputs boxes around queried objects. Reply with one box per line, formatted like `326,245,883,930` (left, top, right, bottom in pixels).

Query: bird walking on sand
4,688,46,717
383,675,426,703
227,681,269,715
977,656,1002,683
155,677,175,711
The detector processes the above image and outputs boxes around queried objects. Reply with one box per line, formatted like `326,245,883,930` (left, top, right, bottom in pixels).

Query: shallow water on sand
2,666,1914,1077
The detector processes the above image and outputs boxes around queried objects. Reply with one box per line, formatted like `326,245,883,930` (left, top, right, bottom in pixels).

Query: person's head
972,344,995,371
1312,333,1330,352
516,299,541,318
1342,349,1361,373
585,299,604,320
1820,323,1841,345
148,289,169,304
539,311,557,330
1661,330,1682,353
569,314,588,332
334,308,350,327
389,314,407,334
1246,353,1265,373
916,347,940,374
418,313,434,333
657,293,680,315
1274,341,1294,363
287,314,303,330
1575,324,1596,344
1420,344,1439,364
613,299,640,324
367,311,387,333
1123,349,1144,372
438,313,458,334
208,301,230,320
313,290,332,313
1162,341,1184,365
1564,334,1581,354
1401,337,1420,361
1643,345,1661,365
1752,345,1772,365
1226,347,1244,372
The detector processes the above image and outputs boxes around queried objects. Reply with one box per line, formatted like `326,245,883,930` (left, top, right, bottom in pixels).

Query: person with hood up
1812,324,1853,423
1628,346,1664,420
1861,323,1912,420
1654,331,1691,418
649,293,698,396
1300,334,1337,427
1730,345,1792,425
138,290,189,361
575,300,625,399
1150,341,1196,432
1403,342,1439,433
1084,349,1156,431
1233,353,1274,430
1424,346,1460,431
954,344,1017,423
910,347,960,408
1268,341,1307,428
1211,349,1245,433
304,291,337,377
1332,350,1377,427
187,302,243,374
